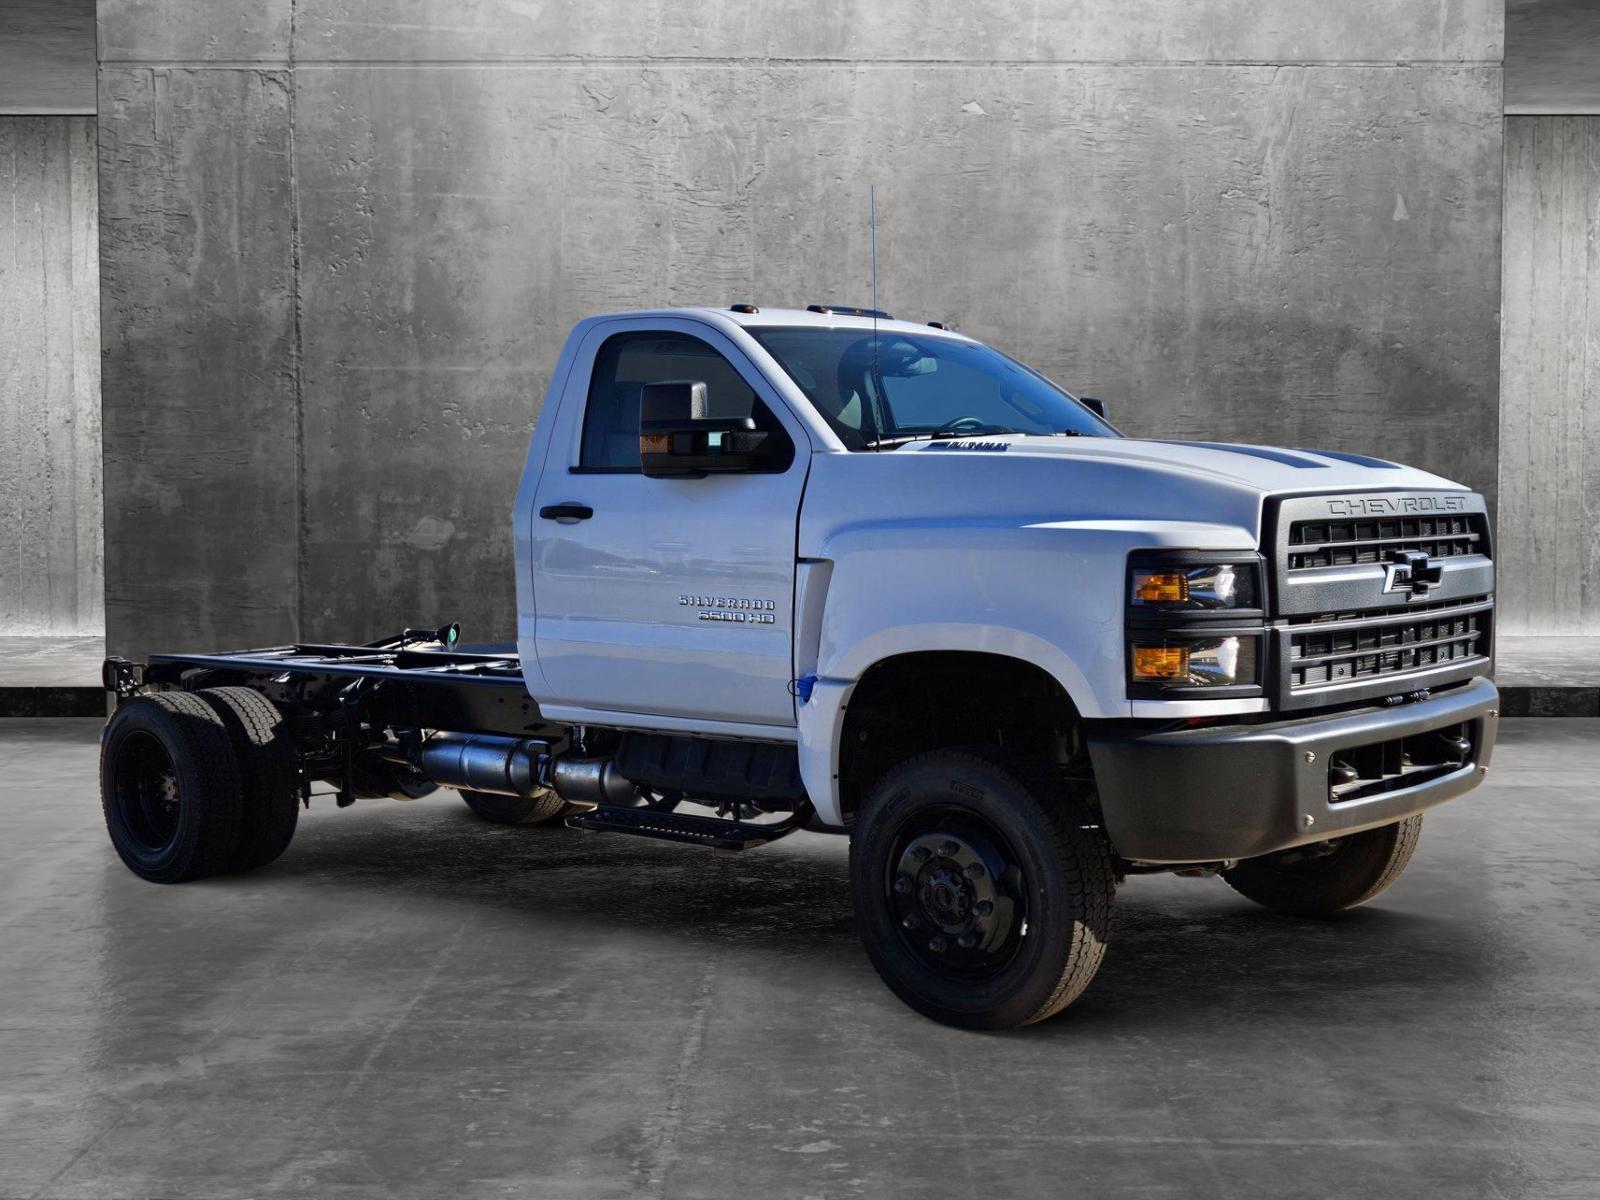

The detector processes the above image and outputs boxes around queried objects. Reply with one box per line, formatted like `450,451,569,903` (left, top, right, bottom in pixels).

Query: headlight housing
1126,551,1265,698
1131,562,1257,611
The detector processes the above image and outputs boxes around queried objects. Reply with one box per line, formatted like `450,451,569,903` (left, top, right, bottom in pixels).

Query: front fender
796,623,1098,828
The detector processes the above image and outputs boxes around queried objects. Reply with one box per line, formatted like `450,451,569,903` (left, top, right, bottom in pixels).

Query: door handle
539,503,594,522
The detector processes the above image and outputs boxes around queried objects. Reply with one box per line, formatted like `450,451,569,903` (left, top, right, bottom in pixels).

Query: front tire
101,692,244,883
850,749,1115,1029
461,789,567,826
1221,815,1424,916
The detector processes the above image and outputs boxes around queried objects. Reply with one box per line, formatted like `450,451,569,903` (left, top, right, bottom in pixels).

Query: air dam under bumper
1086,676,1499,864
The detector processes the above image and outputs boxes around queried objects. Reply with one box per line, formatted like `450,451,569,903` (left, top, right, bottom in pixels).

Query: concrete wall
1507,0,1600,114
1,117,103,635
0,1,97,115
97,0,1506,660
1500,117,1600,635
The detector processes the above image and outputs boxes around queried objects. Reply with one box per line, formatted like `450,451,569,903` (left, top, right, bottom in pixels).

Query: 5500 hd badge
680,595,777,624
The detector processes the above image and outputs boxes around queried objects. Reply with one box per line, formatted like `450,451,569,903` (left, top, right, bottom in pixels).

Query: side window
579,331,792,470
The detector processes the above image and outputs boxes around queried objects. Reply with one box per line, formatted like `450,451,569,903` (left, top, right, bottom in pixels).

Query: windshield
749,327,1117,449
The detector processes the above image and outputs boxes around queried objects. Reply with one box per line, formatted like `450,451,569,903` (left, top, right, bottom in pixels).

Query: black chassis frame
105,631,569,799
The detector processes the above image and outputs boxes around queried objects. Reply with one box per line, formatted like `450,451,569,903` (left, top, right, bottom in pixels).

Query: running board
565,803,809,851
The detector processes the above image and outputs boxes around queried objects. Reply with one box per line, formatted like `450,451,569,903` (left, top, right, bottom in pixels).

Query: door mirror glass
639,381,774,478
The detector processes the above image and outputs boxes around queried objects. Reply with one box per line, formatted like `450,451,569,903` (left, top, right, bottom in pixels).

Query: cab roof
588,305,975,342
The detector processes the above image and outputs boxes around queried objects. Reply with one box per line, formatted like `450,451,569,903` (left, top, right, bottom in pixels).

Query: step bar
566,803,812,851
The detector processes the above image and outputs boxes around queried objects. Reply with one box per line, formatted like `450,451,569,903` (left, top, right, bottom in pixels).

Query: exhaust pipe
403,732,641,805
547,756,640,806
416,732,550,798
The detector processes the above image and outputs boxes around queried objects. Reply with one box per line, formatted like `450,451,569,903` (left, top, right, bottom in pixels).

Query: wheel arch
801,645,1088,827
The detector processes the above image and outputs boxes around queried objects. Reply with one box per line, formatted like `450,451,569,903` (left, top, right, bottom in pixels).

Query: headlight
1126,551,1266,698
1130,637,1258,688
1130,562,1257,611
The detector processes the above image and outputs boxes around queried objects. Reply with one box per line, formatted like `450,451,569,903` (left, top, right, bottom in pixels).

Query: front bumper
1086,676,1499,863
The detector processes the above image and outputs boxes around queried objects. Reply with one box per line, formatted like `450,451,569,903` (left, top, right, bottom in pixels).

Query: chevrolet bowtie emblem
1383,549,1444,600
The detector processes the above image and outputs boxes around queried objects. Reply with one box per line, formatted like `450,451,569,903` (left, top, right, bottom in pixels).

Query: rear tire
1221,815,1424,916
101,692,244,883
850,749,1115,1029
461,789,567,826
197,687,301,872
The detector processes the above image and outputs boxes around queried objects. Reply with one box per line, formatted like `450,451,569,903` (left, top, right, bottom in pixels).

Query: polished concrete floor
2,719,1597,1199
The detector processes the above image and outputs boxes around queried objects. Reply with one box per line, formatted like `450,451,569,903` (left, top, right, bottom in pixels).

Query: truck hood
900,435,1466,496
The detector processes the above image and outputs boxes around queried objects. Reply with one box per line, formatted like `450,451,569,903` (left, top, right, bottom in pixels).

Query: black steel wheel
886,808,1028,980
850,749,1114,1029
461,789,567,826
1222,816,1424,916
100,691,244,883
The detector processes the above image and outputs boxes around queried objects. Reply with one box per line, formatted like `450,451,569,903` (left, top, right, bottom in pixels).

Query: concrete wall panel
1,117,103,634
1499,117,1600,635
98,0,1506,657
98,67,299,658
295,0,1502,65
0,0,97,114
98,0,292,64
286,61,1503,642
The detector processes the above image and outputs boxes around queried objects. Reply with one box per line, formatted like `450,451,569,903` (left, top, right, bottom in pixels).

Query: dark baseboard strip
0,686,1594,720
0,688,107,718
1496,686,1600,718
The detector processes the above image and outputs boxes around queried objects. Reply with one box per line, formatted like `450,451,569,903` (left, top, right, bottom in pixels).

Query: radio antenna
869,184,878,312
869,186,880,434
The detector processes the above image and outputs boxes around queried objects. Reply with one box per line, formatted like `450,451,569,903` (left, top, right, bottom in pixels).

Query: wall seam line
288,0,306,641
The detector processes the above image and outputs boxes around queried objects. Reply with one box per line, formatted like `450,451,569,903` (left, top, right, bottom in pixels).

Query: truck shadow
254,798,1501,1036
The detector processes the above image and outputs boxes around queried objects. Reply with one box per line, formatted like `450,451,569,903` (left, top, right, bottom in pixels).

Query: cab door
527,318,810,729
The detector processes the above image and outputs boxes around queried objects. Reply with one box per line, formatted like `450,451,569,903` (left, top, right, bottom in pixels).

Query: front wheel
850,750,1115,1029
1221,815,1424,916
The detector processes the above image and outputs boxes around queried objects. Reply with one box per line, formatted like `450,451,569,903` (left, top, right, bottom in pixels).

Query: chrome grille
1287,513,1486,571
1287,597,1492,691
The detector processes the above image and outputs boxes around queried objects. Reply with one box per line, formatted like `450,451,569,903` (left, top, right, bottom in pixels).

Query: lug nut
912,846,932,862
974,899,994,917
957,932,977,949
1304,752,1317,764
965,861,986,879
940,841,960,857
1303,814,1316,828
902,913,922,930
927,934,948,953
893,875,913,894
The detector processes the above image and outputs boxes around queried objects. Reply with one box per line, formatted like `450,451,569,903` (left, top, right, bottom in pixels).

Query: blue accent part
793,673,817,703
1294,447,1403,470
1159,441,1331,469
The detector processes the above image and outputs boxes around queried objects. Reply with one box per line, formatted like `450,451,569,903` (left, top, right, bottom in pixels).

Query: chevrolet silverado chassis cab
100,305,1499,1029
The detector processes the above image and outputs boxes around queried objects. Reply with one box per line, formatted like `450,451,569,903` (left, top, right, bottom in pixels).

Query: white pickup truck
100,304,1499,1028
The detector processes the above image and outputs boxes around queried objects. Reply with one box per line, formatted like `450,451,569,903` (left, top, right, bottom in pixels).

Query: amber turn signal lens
1132,645,1189,680
1132,571,1188,605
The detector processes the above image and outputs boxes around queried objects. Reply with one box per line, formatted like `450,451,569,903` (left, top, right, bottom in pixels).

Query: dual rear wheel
101,688,300,883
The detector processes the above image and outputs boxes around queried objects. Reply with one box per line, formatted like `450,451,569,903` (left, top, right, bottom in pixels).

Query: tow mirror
1081,397,1109,420
639,381,773,478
